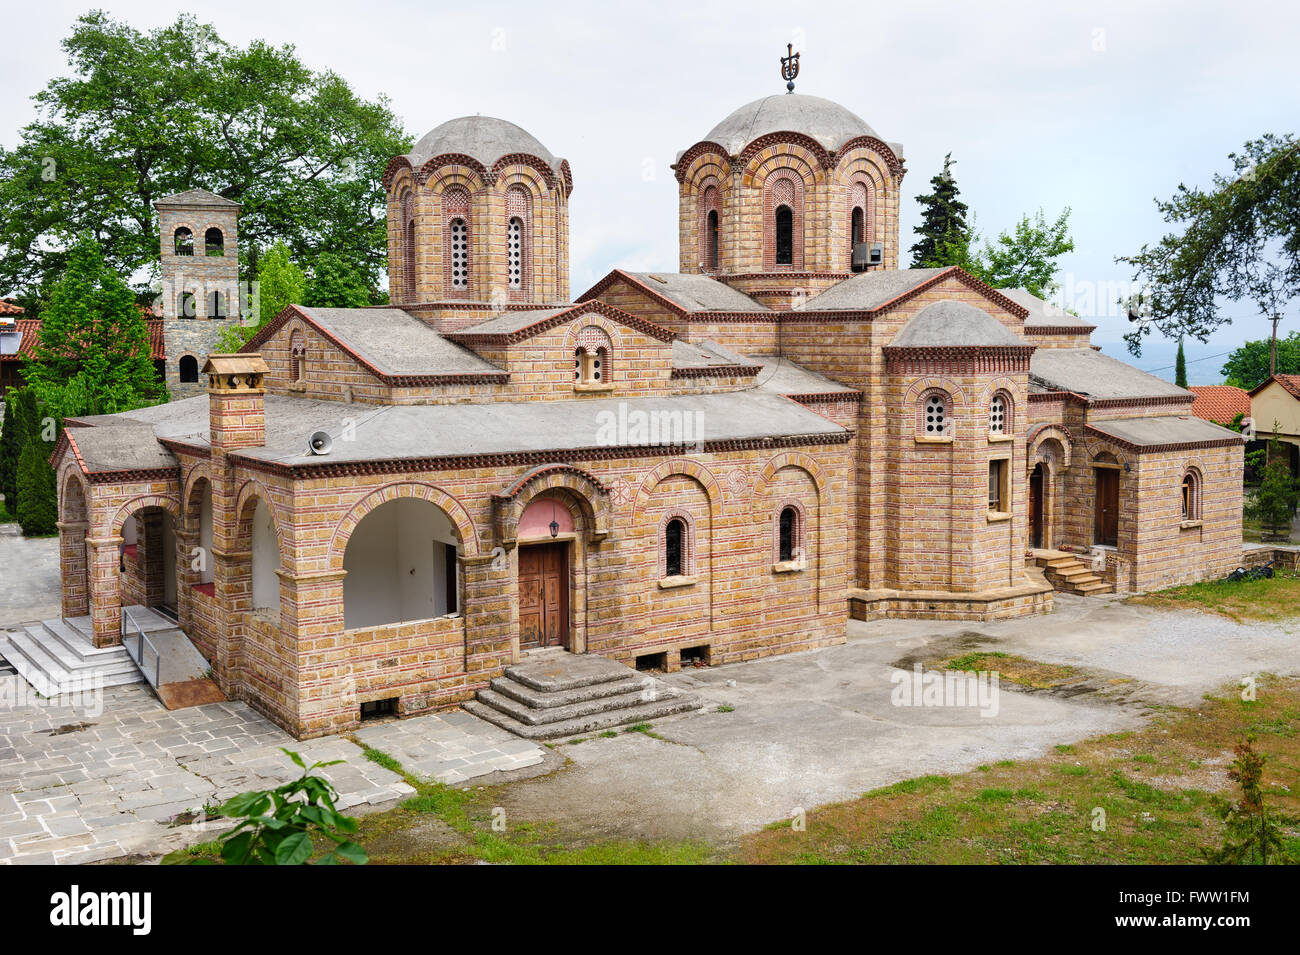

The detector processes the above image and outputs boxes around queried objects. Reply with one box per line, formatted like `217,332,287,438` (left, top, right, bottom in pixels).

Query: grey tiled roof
890,300,1024,347
153,188,240,208
405,115,558,172
702,94,881,155
1000,288,1093,328
749,357,856,395
92,391,846,468
65,422,178,473
1089,415,1242,447
294,306,503,377
1030,348,1192,401
455,308,573,336
624,272,769,313
671,339,753,369
794,268,950,312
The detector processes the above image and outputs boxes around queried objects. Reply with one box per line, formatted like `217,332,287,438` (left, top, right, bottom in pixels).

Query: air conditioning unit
851,242,884,272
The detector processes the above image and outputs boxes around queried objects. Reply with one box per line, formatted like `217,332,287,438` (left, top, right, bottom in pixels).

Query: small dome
703,93,880,155
405,115,558,172
890,300,1023,347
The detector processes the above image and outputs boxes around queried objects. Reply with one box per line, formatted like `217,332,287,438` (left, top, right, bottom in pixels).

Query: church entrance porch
518,541,569,650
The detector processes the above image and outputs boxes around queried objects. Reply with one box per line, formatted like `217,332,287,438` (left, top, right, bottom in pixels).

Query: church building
47,70,1244,738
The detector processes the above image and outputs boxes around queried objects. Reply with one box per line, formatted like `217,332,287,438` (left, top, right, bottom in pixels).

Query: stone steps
1031,550,1114,596
0,622,143,697
467,650,703,739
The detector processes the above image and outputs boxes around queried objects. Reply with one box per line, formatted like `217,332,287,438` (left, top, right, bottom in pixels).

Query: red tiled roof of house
0,300,24,316
1273,374,1300,399
0,317,166,361
1187,385,1250,424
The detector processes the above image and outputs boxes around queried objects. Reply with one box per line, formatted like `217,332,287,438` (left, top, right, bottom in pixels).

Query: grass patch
716,704,735,713
740,675,1300,864
1127,570,1300,623
942,652,1078,689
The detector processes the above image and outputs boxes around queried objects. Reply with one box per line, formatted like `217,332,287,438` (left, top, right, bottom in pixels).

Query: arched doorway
516,493,574,650
1029,463,1046,549
119,506,178,616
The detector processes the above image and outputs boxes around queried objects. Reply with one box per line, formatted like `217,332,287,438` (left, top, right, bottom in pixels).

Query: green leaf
332,841,368,865
274,832,314,865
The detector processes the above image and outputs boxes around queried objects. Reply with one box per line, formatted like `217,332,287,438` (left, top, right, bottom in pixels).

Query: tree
0,386,38,516
1175,338,1188,388
1221,332,1300,389
305,251,371,310
22,234,164,419
0,12,409,308
15,431,57,536
910,154,971,268
1118,134,1300,356
218,241,305,351
1204,735,1298,865
966,208,1074,298
1246,429,1298,539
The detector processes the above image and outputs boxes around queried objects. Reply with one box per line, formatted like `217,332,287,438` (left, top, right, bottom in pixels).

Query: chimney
202,353,269,450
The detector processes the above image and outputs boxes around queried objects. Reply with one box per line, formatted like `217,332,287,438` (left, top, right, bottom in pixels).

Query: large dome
703,93,880,155
404,115,558,171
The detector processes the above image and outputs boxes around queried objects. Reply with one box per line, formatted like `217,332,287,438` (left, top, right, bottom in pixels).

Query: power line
1141,349,1235,374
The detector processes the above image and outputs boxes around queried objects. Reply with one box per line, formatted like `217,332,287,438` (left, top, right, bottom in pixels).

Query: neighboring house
0,303,166,395
1188,385,1250,426
47,84,1245,739
1249,374,1300,475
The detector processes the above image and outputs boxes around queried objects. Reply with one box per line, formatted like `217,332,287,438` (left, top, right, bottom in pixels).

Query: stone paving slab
353,713,545,783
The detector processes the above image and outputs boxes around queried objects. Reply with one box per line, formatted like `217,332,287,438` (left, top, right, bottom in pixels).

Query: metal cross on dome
781,43,800,93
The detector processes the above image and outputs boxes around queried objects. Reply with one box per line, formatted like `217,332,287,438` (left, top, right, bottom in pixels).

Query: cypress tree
0,387,39,518
1175,338,1188,387
910,153,971,268
15,433,57,536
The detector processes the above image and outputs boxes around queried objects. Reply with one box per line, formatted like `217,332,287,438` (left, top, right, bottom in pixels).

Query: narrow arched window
778,506,797,562
205,228,224,256
206,290,226,319
665,518,685,577
775,206,794,265
405,218,417,299
507,216,524,289
290,329,305,382
574,325,613,387
990,394,1007,433
178,355,199,383
1182,470,1202,521
851,206,864,248
178,291,196,319
449,218,468,290
174,228,193,256
707,210,719,271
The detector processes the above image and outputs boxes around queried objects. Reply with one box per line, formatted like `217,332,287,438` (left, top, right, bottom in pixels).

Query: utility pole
1270,312,1281,377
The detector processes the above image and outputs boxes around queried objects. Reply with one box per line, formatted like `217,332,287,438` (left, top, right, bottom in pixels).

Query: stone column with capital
58,520,90,619
86,535,124,647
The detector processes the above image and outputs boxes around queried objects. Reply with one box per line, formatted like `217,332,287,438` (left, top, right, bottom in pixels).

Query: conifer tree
910,153,971,268
15,429,57,535
1175,338,1188,387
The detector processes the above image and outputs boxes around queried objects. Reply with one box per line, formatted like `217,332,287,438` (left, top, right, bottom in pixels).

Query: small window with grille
507,217,523,289
449,218,468,289
923,393,950,435
990,394,1007,434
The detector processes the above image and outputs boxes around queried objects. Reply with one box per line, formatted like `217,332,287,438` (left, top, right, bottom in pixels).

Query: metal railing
123,608,161,688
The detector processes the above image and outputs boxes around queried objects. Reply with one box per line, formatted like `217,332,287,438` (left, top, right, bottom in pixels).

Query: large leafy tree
910,153,971,268
1118,134,1300,356
23,233,164,418
1221,331,1300,389
0,12,410,309
217,241,306,351
968,208,1074,298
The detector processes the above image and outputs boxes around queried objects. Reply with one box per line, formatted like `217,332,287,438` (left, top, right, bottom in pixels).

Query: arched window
506,186,531,295
775,206,794,265
178,291,196,319
851,206,864,248
442,186,471,296
699,183,720,271
707,210,719,271
778,505,802,563
847,179,871,265
206,290,226,319
1181,469,1202,521
289,329,305,382
664,517,687,577
989,392,1010,434
178,355,199,383
573,325,613,387
173,228,193,256
764,172,804,269
204,228,224,256
920,391,952,436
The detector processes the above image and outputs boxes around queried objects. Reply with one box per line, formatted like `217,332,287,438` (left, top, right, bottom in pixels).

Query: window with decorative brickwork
989,392,1011,434
919,390,952,436
707,210,719,271
508,217,524,289
848,179,872,264
442,186,471,296
699,183,720,271
289,329,305,382
764,172,804,269
573,325,613,387
448,218,468,289
506,186,530,294
1182,469,1202,521
174,227,193,256
776,206,793,264
205,228,224,256
662,512,695,578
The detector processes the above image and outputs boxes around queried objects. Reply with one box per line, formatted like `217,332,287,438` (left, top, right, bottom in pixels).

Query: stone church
47,78,1243,737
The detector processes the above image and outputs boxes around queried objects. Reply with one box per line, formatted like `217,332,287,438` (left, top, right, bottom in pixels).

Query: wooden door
1094,468,1119,546
518,543,569,649
1029,464,1044,549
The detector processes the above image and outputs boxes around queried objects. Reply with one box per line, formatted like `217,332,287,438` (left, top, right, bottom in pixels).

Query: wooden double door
518,542,569,649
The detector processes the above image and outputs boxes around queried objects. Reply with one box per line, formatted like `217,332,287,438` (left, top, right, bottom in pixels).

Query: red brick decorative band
670,365,763,379
447,299,676,346
493,462,610,500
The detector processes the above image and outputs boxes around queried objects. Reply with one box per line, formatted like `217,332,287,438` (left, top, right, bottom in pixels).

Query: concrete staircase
0,617,143,697
1031,549,1114,596
463,649,704,740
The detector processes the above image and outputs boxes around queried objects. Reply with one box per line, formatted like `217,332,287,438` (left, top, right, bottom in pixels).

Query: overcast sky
3,1,1297,383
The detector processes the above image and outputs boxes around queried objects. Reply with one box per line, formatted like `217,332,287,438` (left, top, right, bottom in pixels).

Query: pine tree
0,387,39,518
1247,429,1299,540
910,153,971,268
15,433,57,536
23,233,164,419
1175,337,1188,387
